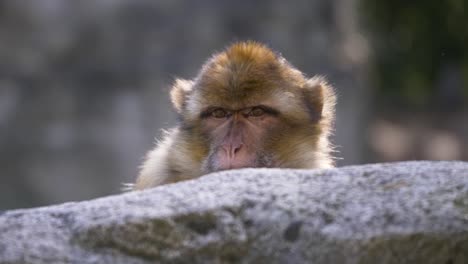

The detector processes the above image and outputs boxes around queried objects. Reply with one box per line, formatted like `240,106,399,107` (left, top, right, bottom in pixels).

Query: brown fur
133,41,336,190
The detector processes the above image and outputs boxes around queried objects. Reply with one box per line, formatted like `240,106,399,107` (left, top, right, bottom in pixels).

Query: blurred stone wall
0,0,369,209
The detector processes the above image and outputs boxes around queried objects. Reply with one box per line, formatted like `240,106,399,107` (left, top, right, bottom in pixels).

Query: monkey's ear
302,76,336,123
170,79,194,113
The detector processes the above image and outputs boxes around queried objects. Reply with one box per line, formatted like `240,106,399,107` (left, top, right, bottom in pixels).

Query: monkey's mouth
216,154,256,171
219,159,255,170
207,149,274,172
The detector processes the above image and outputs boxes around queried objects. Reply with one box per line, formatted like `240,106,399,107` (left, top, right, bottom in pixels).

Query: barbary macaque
133,41,336,190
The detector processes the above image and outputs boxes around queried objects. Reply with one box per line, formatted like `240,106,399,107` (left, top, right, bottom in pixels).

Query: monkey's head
170,41,335,174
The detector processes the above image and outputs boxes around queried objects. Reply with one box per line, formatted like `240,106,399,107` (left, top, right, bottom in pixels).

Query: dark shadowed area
0,0,466,209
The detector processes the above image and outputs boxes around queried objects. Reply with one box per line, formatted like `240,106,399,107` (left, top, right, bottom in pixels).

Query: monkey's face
135,42,335,189
170,42,330,174
199,104,281,172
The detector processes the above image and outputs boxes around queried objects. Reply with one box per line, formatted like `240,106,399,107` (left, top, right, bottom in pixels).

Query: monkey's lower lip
217,159,256,171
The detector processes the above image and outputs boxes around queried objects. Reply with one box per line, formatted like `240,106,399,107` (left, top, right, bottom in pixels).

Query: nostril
233,144,242,154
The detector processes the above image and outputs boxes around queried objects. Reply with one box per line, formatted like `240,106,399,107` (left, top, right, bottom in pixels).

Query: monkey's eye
249,107,265,117
211,108,228,118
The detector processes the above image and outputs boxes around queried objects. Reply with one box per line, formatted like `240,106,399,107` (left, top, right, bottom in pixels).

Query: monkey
133,41,336,190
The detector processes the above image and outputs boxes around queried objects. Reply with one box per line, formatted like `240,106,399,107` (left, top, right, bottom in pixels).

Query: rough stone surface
1,161,468,264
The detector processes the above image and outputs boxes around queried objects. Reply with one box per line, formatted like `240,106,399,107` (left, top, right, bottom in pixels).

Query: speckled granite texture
1,161,468,263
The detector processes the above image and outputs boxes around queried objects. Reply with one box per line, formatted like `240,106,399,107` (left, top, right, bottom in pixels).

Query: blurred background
0,0,466,210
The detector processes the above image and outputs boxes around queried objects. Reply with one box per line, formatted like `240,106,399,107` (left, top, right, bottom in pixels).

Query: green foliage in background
361,0,468,108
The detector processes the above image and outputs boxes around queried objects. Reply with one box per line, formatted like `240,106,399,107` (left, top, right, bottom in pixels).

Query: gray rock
1,161,468,263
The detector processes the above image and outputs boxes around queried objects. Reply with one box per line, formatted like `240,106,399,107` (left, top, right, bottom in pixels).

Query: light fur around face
132,41,336,190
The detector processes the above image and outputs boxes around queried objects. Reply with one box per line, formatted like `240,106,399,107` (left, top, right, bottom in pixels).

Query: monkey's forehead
183,41,307,118
192,47,304,103
192,62,304,109
196,69,280,103
198,41,304,86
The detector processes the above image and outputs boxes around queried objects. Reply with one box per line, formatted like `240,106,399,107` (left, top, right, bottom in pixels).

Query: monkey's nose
222,143,243,157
